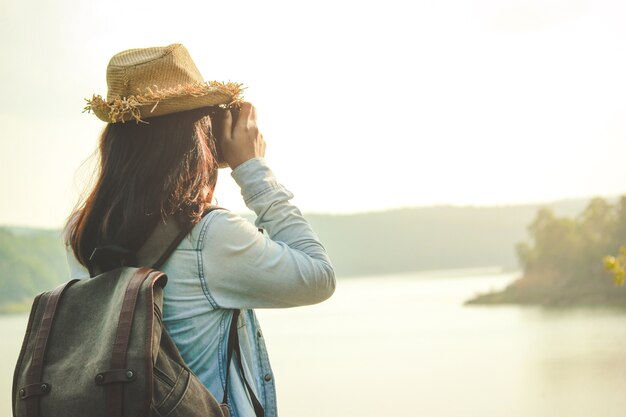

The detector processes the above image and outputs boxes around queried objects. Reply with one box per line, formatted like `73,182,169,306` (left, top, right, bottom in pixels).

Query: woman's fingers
250,104,257,123
219,102,265,169
236,102,254,128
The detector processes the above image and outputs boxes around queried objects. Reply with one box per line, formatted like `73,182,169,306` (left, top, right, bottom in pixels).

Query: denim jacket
66,157,336,417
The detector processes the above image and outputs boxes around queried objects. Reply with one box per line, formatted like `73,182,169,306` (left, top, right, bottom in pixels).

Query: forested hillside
246,197,587,277
0,196,606,313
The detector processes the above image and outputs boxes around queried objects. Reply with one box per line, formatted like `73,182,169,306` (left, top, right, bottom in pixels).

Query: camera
209,106,240,168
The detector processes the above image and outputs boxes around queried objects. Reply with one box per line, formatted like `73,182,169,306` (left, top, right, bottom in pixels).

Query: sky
1,0,626,228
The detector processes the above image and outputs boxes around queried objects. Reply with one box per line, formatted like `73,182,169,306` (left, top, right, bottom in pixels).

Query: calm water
3,270,626,417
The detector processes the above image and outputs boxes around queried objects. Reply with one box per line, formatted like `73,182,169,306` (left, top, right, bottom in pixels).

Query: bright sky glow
1,0,626,227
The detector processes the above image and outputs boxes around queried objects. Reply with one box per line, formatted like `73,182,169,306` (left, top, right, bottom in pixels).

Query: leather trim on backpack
21,280,79,417
12,294,42,417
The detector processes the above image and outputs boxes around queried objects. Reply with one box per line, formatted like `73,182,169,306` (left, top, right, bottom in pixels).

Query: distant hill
0,196,609,312
302,197,598,277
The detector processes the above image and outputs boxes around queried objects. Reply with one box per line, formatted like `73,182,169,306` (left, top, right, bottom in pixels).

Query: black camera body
209,106,240,168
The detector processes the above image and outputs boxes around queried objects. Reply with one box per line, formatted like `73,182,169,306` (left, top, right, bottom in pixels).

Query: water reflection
2,271,625,417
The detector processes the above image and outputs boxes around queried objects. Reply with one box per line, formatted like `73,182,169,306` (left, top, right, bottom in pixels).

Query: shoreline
466,284,626,308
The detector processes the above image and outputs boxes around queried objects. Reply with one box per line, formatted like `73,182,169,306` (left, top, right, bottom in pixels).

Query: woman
66,44,335,417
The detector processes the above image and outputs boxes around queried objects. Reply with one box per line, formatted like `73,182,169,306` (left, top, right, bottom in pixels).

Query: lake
2,269,626,417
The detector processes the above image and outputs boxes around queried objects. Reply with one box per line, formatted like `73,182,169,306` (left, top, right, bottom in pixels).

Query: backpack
12,210,265,417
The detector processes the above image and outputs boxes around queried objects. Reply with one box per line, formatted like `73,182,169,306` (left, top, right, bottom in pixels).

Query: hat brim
85,81,243,123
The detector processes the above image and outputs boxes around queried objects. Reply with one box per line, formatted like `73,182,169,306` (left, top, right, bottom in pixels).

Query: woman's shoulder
186,207,260,252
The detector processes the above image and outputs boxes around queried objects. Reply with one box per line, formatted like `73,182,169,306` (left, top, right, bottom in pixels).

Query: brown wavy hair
66,107,219,268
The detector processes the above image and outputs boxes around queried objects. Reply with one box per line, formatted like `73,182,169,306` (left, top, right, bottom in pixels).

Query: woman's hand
219,102,266,169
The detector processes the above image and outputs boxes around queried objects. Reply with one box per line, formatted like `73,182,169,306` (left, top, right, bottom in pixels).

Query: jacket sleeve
200,157,336,309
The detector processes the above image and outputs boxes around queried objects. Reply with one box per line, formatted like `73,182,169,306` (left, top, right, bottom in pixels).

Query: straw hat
84,44,244,123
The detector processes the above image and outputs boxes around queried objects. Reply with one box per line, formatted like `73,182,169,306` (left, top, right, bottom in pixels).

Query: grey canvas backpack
12,210,264,417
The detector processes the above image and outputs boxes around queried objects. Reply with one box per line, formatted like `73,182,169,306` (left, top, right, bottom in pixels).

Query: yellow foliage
603,249,626,285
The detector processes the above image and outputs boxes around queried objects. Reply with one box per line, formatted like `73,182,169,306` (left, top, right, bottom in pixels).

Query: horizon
2,192,620,230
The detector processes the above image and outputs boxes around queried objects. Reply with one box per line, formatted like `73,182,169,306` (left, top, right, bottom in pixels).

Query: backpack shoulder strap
223,309,265,417
136,207,224,269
